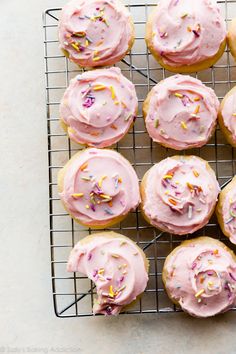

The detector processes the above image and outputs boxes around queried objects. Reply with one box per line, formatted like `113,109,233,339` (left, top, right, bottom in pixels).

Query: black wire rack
43,0,236,317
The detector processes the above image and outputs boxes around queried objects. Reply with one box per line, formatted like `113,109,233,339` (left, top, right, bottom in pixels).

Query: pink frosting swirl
67,232,148,315
221,180,236,245
142,156,220,235
221,90,236,143
59,148,140,226
144,75,219,150
149,0,226,67
164,237,236,317
60,68,138,148
58,0,134,67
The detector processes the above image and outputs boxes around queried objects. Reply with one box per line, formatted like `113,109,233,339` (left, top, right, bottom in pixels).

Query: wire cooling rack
43,0,236,317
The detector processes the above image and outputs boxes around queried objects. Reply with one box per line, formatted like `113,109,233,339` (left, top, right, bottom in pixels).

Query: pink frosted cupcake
140,156,220,235
216,176,236,245
143,75,219,150
146,0,226,73
58,148,140,228
163,237,236,317
219,86,236,147
67,231,149,315
60,68,138,148
58,0,134,67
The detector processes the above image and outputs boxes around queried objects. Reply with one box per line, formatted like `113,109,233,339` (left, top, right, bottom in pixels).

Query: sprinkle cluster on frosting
59,148,140,226
67,233,148,315
142,156,220,235
164,238,236,317
221,89,236,144
60,68,138,148
58,0,134,67
148,0,226,67
144,75,219,150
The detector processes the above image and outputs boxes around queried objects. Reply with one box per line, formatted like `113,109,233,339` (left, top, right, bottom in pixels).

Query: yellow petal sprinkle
93,57,101,62
111,254,120,258
71,193,84,198
195,289,205,298
98,175,107,188
187,182,194,190
174,93,184,98
98,268,105,275
213,249,219,255
93,85,106,91
194,105,200,114
85,205,90,209
194,97,201,101
232,113,236,116
109,285,115,298
109,86,116,100
71,43,80,51
181,121,188,130
114,101,119,105
193,170,199,177
100,194,111,199
187,26,192,32
163,174,173,180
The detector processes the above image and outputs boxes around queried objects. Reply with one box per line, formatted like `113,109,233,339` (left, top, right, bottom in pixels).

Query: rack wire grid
43,0,236,317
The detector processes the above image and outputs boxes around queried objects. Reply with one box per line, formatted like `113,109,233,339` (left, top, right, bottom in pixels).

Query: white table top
1,0,236,353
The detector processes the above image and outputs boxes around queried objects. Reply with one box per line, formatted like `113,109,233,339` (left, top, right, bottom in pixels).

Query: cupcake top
67,232,149,315
148,0,226,67
144,75,219,150
58,0,134,67
221,89,236,143
60,68,138,148
141,156,220,235
164,237,236,317
59,148,140,226
220,178,236,245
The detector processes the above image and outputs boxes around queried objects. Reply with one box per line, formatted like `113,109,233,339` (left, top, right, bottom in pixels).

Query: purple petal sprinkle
93,269,98,277
192,30,200,37
207,271,214,276
87,253,92,261
119,276,124,283
90,204,96,212
191,262,197,270
83,97,95,108
161,179,168,188
182,94,191,107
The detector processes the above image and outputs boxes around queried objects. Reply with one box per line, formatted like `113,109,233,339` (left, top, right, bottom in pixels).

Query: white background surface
1,0,236,353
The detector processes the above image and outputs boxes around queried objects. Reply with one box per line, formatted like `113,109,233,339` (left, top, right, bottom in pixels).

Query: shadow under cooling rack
43,1,236,317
